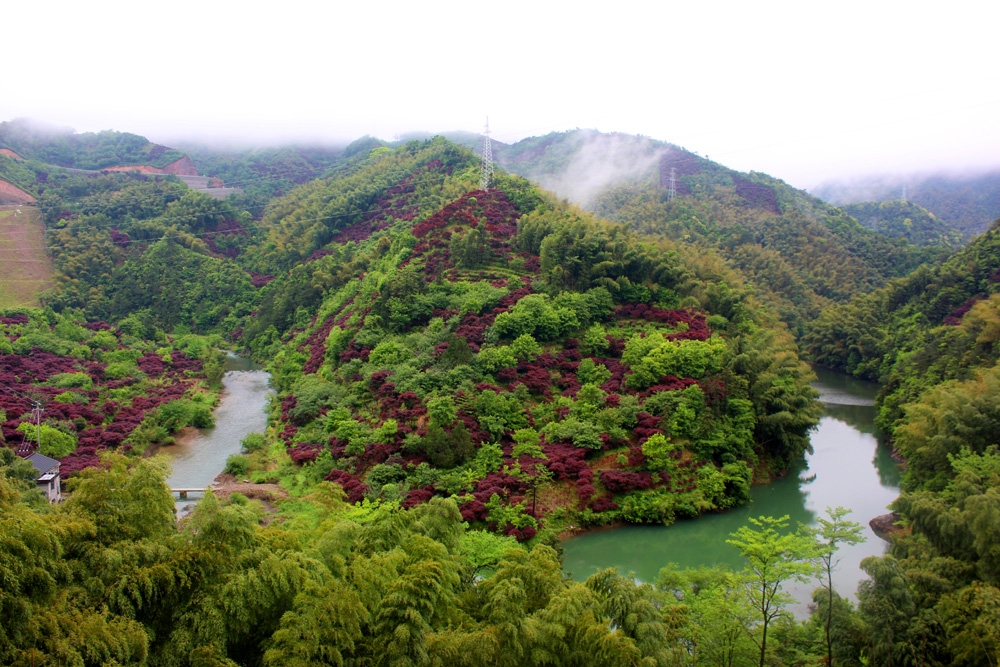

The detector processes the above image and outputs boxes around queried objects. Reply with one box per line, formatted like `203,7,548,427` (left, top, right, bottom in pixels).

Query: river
560,366,900,608
164,354,272,502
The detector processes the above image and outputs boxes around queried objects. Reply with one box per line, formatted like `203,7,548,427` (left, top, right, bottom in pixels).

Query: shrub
158,399,214,432
476,345,518,373
241,432,267,453
367,462,407,489
18,422,77,458
598,470,654,494
618,490,676,525
104,361,140,380
224,454,251,477
49,372,94,389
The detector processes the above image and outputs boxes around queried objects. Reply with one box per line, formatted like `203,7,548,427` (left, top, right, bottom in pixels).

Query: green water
165,354,273,496
560,366,900,606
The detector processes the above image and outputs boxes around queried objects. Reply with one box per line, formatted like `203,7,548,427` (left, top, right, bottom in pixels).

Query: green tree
857,555,918,667
814,506,865,667
426,395,458,428
657,565,758,667
641,433,678,472
727,515,819,667
65,452,176,544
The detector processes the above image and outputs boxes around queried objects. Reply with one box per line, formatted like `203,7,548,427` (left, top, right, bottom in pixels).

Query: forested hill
4,131,1000,666
0,119,188,171
841,200,963,248
3,136,821,525
814,168,1000,238
477,129,950,335
805,217,1000,433
173,140,352,213
801,214,1000,665
232,137,819,540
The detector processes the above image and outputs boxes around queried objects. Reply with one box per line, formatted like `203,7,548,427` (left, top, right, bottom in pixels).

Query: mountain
841,200,963,248
805,218,1000,433
474,129,950,336
0,118,190,172
173,140,350,214
813,168,1000,238
238,136,819,538
3,125,999,666
0,134,822,537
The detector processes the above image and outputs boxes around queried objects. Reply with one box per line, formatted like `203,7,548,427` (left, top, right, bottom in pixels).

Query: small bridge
171,488,208,499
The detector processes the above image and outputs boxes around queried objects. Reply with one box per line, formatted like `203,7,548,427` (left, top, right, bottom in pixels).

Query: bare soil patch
0,180,36,204
211,473,289,518
0,205,54,307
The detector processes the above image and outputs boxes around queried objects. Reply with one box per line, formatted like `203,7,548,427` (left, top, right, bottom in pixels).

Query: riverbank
162,359,273,499
560,368,900,607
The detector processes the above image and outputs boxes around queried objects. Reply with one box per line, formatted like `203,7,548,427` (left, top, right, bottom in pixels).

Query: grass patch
0,206,54,308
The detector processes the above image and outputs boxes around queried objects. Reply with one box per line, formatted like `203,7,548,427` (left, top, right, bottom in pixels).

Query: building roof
24,452,60,476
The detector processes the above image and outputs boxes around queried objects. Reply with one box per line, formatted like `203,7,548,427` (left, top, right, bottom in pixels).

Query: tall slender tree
727,514,819,667
815,506,865,667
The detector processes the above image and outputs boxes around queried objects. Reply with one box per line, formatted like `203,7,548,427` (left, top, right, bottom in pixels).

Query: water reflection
811,365,879,406
561,368,902,608
822,402,878,435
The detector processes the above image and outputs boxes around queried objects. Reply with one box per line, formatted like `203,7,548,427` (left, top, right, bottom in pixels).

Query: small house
25,452,62,503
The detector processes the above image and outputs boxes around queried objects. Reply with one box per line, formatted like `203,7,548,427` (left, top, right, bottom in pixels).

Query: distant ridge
813,168,1000,238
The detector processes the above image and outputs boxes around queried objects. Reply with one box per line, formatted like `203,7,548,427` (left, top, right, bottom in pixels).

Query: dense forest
0,119,186,171
841,200,963,248
477,129,953,336
2,126,999,666
814,169,1000,238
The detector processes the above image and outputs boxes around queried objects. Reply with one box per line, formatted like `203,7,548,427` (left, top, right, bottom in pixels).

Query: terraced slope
0,205,53,307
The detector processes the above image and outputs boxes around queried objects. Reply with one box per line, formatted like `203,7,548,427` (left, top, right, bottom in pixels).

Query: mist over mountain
813,168,1000,238
431,127,950,335
4,115,1000,666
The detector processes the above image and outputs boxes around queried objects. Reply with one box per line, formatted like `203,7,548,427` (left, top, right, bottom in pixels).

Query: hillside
478,129,949,335
2,127,999,666
805,218,1000,433
814,168,1000,238
227,137,820,540
0,155,260,330
0,123,252,211
0,206,54,307
0,119,189,171
841,200,963,248
175,140,350,214
0,310,223,470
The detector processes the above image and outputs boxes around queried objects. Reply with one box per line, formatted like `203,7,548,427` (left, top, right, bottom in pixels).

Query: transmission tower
18,401,43,455
667,167,677,201
901,184,907,202
480,117,494,192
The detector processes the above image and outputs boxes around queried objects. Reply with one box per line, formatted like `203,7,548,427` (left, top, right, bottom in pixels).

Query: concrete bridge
171,488,208,499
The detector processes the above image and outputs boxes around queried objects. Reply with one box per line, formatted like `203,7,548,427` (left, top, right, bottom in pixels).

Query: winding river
158,355,897,608
164,355,273,499
560,367,901,608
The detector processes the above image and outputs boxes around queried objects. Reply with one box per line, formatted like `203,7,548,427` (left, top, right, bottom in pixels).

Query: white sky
3,0,998,190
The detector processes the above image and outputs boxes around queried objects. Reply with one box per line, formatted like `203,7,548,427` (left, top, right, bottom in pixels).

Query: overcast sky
4,1,998,190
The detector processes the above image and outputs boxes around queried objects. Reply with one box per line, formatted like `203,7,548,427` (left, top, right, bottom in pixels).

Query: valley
1,123,999,666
